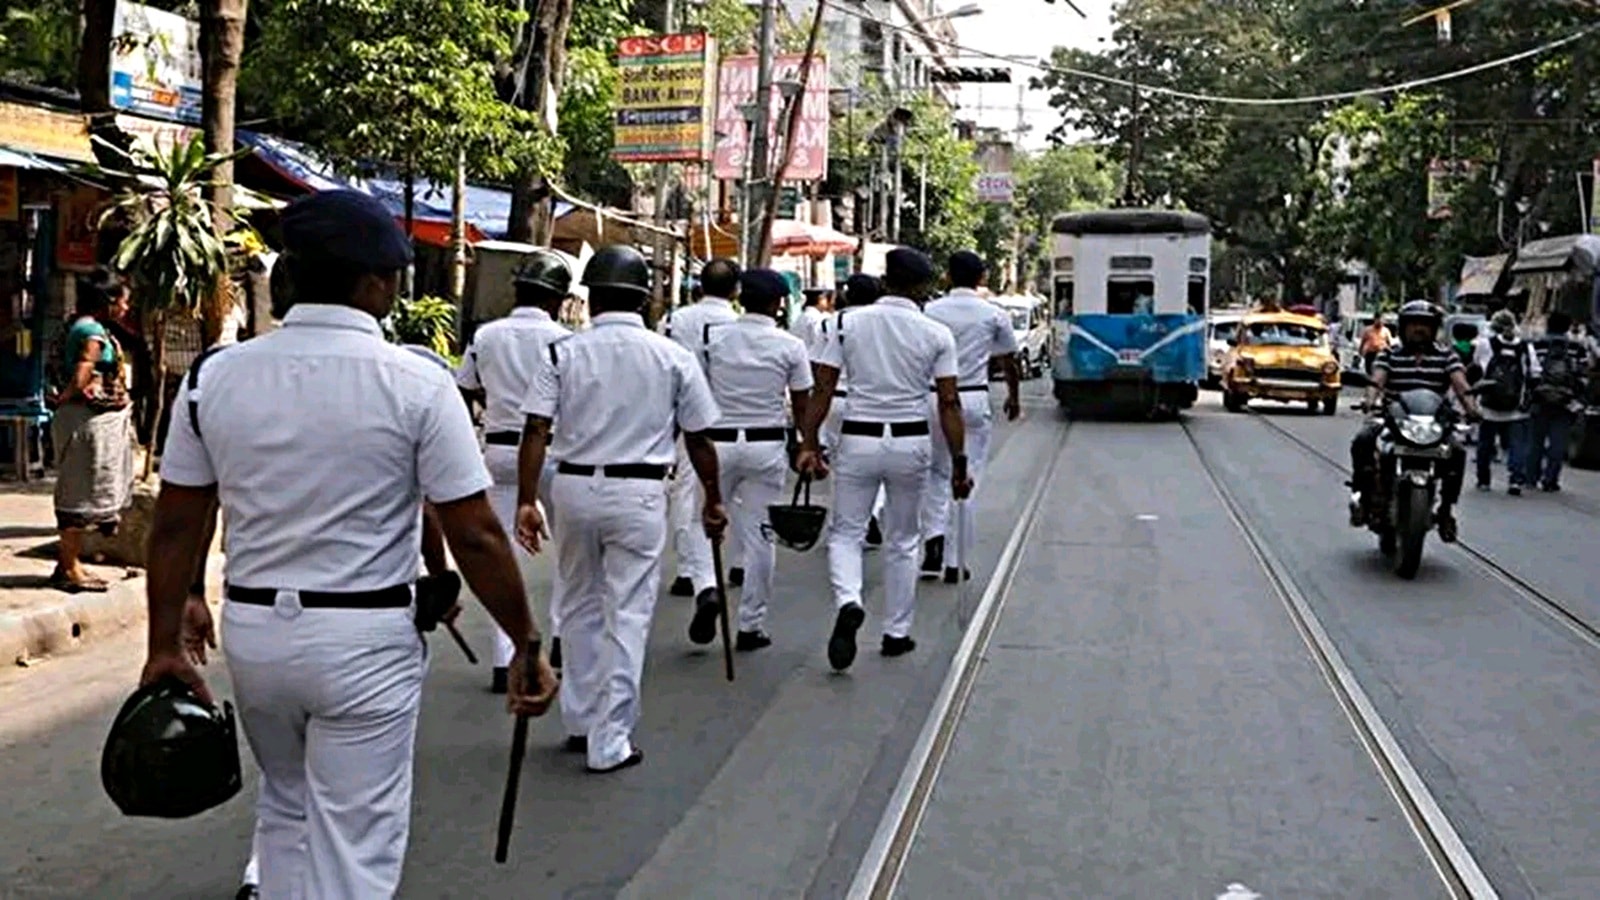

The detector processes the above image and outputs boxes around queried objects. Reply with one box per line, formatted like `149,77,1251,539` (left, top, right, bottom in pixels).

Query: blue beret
739,268,789,305
885,246,935,286
281,190,413,271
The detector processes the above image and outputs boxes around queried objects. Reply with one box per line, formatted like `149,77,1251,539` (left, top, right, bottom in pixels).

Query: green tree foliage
1013,144,1118,286
557,0,637,205
0,1,79,88
246,0,558,185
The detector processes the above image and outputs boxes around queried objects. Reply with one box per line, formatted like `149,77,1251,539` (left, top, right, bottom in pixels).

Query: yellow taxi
1220,310,1341,414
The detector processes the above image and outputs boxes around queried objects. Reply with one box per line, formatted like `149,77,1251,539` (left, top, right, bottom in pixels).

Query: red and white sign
712,54,829,182
617,32,708,58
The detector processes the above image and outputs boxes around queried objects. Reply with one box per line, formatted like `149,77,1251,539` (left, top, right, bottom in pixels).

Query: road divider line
846,420,1070,900
1181,420,1498,900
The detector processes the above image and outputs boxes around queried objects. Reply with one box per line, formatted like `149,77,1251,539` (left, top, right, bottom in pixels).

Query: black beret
885,246,935,286
281,190,413,271
739,268,789,306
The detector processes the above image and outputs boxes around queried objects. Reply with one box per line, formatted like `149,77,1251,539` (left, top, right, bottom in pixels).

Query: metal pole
653,0,676,306
918,151,927,235
1124,27,1143,206
890,122,904,243
746,0,778,265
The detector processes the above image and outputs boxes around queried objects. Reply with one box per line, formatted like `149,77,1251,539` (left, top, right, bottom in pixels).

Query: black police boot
688,587,723,645
1436,505,1459,543
920,535,944,578
736,630,772,652
828,603,866,671
729,567,745,587
670,576,695,597
865,516,884,547
491,666,508,695
942,567,972,584
236,884,259,900
881,635,917,657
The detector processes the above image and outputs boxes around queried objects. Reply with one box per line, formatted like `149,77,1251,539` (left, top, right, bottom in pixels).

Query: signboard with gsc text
612,32,717,164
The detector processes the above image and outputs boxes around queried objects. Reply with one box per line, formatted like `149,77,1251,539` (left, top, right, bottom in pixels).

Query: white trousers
670,438,716,591
225,599,426,900
824,403,886,521
920,393,994,572
715,437,788,632
486,446,557,669
827,433,932,639
551,471,669,770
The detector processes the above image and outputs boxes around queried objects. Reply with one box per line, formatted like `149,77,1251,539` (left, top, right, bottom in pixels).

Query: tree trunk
501,0,576,245
199,0,249,345
78,0,116,114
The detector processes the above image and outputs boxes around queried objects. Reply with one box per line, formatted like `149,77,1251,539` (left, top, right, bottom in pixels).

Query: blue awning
237,129,571,239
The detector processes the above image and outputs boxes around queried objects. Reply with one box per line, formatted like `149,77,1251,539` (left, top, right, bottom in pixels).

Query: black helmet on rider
1396,300,1442,349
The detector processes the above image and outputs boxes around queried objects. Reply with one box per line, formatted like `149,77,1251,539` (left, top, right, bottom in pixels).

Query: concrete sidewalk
0,483,223,664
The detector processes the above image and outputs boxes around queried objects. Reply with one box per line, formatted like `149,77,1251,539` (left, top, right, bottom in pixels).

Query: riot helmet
102,676,243,819
513,249,573,297
581,245,652,297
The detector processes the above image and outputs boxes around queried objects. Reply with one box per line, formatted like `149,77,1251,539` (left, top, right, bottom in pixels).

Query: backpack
1533,338,1581,408
1481,337,1526,413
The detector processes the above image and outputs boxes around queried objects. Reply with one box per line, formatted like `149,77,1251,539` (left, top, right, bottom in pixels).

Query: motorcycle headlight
1397,415,1444,445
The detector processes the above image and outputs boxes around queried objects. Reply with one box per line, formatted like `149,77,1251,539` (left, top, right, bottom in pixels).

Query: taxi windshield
1245,321,1326,347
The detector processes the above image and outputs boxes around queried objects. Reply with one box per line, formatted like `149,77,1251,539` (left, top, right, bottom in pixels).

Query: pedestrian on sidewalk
139,190,557,899
515,244,726,774
456,249,575,692
918,251,1021,585
49,268,135,593
689,267,815,653
1473,309,1540,495
798,247,971,672
1526,311,1589,492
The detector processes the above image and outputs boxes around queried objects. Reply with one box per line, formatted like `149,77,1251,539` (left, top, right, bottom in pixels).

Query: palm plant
95,134,248,478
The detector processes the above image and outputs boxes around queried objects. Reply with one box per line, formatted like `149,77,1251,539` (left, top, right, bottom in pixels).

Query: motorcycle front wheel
1394,481,1432,579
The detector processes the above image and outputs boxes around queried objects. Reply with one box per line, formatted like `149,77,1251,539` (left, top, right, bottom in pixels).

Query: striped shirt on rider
1373,343,1463,394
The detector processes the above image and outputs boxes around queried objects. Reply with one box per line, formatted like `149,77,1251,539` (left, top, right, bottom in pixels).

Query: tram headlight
1397,415,1444,445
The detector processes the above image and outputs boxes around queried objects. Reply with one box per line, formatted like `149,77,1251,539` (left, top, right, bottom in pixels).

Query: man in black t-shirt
1349,301,1480,542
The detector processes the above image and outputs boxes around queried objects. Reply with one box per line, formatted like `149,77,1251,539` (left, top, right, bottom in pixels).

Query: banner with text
612,32,717,164
110,1,202,124
712,54,830,182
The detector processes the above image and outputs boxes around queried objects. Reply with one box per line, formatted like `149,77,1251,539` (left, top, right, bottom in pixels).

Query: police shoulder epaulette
185,344,232,440
546,333,573,367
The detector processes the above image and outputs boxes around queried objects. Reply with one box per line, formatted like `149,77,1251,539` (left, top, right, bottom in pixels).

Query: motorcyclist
1348,300,1479,543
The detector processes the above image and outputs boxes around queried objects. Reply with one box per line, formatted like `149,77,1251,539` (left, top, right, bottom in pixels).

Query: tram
1049,209,1211,417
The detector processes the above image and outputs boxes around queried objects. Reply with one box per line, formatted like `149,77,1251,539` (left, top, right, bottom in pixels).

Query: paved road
7,384,1600,899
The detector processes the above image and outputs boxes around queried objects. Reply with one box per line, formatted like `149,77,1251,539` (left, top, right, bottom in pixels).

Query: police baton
710,538,735,682
494,639,539,864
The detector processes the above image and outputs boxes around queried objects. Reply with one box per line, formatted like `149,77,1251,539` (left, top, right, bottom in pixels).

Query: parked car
989,294,1052,379
1221,310,1342,414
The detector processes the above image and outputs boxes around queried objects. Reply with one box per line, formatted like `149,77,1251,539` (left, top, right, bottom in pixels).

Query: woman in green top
50,269,135,592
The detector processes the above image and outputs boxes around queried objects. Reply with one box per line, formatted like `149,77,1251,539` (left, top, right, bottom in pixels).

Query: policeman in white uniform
688,268,814,650
919,251,1021,583
139,190,557,899
790,286,833,349
663,258,740,600
798,248,971,671
816,274,886,545
456,250,573,690
515,244,725,773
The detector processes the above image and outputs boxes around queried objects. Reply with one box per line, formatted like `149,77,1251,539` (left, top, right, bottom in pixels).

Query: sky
949,0,1118,150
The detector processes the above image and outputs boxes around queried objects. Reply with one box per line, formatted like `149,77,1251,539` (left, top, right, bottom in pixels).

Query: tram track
1178,416,1499,900
1247,410,1600,656
845,417,1071,900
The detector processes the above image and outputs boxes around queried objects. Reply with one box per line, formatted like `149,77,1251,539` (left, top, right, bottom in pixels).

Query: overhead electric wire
821,0,1599,107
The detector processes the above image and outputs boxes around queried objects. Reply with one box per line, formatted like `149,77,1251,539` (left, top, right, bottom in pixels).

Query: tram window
1188,277,1208,315
1109,255,1154,270
1107,279,1155,315
1053,279,1074,315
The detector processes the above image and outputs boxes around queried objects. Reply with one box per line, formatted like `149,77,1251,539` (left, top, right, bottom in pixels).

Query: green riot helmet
513,248,573,296
581,245,652,297
101,676,243,819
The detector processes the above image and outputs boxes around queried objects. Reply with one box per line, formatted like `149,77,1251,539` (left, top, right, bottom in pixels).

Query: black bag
1481,337,1526,413
1533,338,1581,408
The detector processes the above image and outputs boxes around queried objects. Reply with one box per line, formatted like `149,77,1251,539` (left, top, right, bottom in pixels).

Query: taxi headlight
1398,415,1444,445
1322,360,1339,375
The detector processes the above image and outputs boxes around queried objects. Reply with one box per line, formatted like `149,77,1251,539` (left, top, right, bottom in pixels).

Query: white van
988,294,1052,378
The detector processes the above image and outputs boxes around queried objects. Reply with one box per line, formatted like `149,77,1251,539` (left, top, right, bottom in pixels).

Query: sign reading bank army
612,32,718,164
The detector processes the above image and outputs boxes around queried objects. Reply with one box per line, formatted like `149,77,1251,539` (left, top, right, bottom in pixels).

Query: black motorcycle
1362,388,1475,579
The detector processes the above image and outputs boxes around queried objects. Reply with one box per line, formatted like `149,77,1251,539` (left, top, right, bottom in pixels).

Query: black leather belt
556,461,670,480
486,431,552,446
928,384,989,393
841,420,931,437
227,584,412,609
705,427,788,442
834,390,848,398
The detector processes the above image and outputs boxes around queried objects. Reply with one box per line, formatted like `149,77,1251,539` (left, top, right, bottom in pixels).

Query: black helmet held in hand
102,676,243,819
582,245,652,296
765,477,828,552
513,249,573,296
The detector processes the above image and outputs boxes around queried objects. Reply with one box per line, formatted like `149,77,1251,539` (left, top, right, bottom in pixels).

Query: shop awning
1510,234,1600,277
0,146,67,172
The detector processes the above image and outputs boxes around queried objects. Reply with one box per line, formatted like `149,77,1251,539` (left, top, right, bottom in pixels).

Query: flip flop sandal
52,571,109,593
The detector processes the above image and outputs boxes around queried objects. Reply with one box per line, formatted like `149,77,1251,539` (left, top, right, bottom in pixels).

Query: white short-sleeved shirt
665,296,739,366
456,307,570,434
813,297,959,422
923,288,1020,387
160,304,491,592
790,305,827,355
704,313,814,428
521,312,720,466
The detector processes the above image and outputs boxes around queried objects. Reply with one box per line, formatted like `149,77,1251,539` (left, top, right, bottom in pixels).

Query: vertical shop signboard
109,1,203,124
55,187,100,272
612,32,717,164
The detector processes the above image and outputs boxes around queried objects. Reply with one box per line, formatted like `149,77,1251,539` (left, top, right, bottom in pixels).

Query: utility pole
1123,26,1143,207
745,0,778,265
